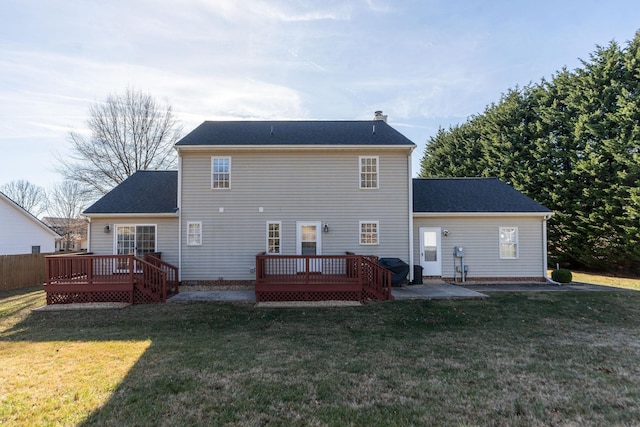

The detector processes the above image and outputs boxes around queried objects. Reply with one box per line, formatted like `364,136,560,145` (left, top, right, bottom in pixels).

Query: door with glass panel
115,225,156,271
296,221,322,272
420,227,442,276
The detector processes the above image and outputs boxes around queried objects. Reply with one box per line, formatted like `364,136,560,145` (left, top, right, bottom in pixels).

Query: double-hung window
266,221,281,254
499,227,518,259
360,221,379,245
187,222,202,246
211,157,231,189
359,156,379,189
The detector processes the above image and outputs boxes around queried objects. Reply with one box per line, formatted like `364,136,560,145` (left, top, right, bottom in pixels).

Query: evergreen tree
420,31,640,274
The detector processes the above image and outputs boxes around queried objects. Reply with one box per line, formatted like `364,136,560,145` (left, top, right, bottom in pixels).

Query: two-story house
82,114,552,293
84,116,416,288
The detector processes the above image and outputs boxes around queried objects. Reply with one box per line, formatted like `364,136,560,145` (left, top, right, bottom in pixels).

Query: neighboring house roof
0,191,61,238
41,217,88,236
175,120,416,147
83,171,178,215
413,178,552,214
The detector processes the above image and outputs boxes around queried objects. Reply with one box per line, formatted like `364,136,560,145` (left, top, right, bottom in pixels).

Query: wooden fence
0,252,56,291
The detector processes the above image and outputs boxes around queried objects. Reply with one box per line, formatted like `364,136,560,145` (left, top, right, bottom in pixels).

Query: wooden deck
45,254,179,304
255,254,392,302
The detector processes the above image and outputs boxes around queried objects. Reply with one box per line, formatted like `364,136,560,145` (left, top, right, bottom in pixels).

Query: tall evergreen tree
420,31,640,274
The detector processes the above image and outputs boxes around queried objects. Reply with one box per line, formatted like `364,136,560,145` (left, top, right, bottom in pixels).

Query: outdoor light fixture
323,224,329,233
443,229,449,236
104,224,111,233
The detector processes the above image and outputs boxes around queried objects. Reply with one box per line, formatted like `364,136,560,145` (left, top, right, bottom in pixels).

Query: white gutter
408,154,414,282
413,211,552,218
86,216,91,252
177,151,183,282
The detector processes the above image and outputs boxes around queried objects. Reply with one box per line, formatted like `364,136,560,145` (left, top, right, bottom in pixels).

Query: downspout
542,213,560,285
177,150,182,282
408,153,414,283
86,216,91,252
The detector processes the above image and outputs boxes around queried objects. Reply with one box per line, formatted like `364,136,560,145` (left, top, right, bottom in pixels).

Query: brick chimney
373,110,388,122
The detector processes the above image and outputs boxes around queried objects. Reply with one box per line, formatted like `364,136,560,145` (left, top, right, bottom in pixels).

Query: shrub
552,268,573,283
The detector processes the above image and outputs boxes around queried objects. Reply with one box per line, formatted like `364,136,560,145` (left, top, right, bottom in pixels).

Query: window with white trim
360,221,379,245
211,157,231,189
187,222,202,246
499,227,518,259
359,156,378,189
266,221,281,254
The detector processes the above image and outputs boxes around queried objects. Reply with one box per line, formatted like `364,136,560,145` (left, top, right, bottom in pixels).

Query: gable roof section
83,171,178,215
175,120,416,147
413,178,551,214
0,191,61,238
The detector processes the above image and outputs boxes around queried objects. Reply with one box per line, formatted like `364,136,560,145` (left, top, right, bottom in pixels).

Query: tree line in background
1,88,183,247
421,31,640,274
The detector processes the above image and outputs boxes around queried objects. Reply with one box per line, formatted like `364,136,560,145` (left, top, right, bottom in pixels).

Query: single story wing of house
83,119,553,284
413,178,552,282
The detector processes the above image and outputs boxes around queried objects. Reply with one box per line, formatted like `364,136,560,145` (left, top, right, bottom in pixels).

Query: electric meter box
454,246,465,257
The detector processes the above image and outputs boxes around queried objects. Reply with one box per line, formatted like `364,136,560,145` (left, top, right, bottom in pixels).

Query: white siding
0,198,57,255
180,149,412,281
87,217,179,267
413,216,546,279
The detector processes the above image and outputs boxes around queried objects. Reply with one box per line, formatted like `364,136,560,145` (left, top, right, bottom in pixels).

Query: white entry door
420,227,441,276
296,221,322,272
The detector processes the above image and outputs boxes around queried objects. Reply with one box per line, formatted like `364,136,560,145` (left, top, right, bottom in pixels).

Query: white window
360,221,379,245
266,221,281,254
187,222,202,246
359,156,379,189
211,157,231,189
499,227,518,259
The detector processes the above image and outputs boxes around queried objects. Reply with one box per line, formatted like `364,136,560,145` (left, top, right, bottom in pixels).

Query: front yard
1,286,640,426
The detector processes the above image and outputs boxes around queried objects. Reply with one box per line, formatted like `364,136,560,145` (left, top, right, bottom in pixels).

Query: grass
2,285,640,426
570,271,640,291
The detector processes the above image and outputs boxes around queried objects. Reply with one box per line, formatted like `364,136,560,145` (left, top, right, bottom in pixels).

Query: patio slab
391,284,488,300
168,290,256,303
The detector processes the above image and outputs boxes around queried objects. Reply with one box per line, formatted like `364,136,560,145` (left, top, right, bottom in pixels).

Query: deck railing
144,253,179,295
255,254,393,302
45,254,178,304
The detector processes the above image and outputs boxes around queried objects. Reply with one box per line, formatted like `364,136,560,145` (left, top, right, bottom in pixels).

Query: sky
1,0,639,191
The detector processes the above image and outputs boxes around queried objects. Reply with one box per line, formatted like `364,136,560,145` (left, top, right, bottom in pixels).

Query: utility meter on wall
454,246,465,257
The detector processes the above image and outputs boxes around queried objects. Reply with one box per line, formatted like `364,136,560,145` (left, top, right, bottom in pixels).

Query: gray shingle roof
83,171,178,214
413,178,551,213
175,120,416,147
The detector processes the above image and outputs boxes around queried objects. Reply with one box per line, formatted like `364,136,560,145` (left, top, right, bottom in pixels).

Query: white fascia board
413,212,553,218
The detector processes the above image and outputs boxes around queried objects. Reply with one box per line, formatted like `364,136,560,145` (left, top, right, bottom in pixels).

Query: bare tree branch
0,180,48,218
57,88,183,196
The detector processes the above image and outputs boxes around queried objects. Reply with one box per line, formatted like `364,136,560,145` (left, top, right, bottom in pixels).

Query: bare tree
58,88,183,196
0,180,48,217
45,181,92,251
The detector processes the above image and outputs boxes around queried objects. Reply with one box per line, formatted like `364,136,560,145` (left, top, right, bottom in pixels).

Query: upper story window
359,156,379,189
187,222,202,246
266,221,281,254
211,157,231,189
499,227,518,259
360,221,379,245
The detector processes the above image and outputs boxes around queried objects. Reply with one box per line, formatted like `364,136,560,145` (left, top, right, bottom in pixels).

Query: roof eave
83,212,179,218
413,211,553,218
176,144,415,153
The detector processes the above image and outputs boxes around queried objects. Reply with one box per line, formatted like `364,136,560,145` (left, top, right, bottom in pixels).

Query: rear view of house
68,115,554,305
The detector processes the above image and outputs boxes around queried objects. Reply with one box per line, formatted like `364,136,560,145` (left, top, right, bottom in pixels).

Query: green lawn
2,286,640,426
